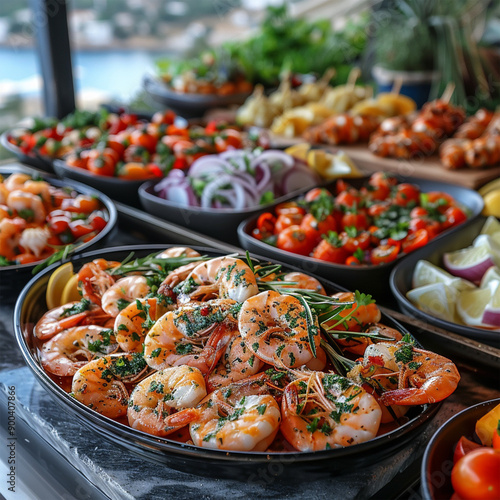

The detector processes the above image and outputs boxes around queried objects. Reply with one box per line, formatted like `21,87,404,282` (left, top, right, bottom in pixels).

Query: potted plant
371,0,496,110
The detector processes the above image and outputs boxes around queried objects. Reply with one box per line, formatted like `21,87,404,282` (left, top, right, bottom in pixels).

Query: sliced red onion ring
251,150,295,170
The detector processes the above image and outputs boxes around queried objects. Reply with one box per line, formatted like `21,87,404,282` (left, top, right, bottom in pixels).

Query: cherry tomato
361,183,390,201
410,206,429,219
341,211,369,231
443,206,467,229
130,129,158,153
368,202,390,218
451,448,500,500
86,150,116,177
152,110,176,125
369,172,398,187
402,229,429,253
311,239,348,264
274,201,306,216
370,243,400,265
274,213,304,234
301,214,337,243
256,213,276,236
304,188,333,203
88,213,107,232
409,217,428,232
392,183,420,207
48,216,70,235
214,129,243,152
69,220,95,239
493,421,500,450
340,230,371,253
345,255,362,266
276,226,315,255
453,436,482,464
425,220,442,239
426,191,456,208
335,189,361,209
62,195,100,214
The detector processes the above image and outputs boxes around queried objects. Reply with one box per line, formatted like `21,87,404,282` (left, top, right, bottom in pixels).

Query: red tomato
276,226,315,255
443,206,467,229
370,243,400,265
274,213,304,234
341,211,369,231
304,188,333,203
335,190,361,209
392,183,420,206
345,255,362,266
453,436,482,464
256,213,276,236
493,421,500,450
130,129,158,153
369,172,398,187
69,220,95,239
361,183,390,201
311,239,348,264
410,206,429,219
451,448,500,500
62,195,100,214
214,129,243,152
88,213,107,232
274,201,306,216
152,110,176,125
301,214,337,243
368,202,390,218
87,150,116,177
425,220,442,239
340,230,371,253
402,229,429,253
426,191,456,208
409,217,428,232
48,216,70,235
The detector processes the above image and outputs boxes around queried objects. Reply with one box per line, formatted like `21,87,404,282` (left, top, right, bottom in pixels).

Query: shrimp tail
164,408,201,430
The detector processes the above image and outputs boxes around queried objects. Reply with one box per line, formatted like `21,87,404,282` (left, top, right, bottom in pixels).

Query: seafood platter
15,244,462,478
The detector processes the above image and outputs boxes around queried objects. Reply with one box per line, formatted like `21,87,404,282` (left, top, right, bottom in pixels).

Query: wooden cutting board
270,135,500,190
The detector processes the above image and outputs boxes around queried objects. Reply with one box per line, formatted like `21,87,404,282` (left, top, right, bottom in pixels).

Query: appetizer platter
391,216,500,346
0,163,117,299
421,398,500,500
238,173,484,296
15,245,454,478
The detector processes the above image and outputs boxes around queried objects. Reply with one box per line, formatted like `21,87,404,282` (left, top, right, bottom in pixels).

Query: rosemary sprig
326,329,394,341
321,340,355,376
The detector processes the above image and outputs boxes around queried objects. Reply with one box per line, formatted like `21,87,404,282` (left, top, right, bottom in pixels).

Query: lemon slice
61,273,81,304
480,216,500,237
479,179,500,197
406,283,458,323
284,143,311,161
480,266,500,289
46,262,75,309
412,260,475,291
482,191,500,218
457,280,500,328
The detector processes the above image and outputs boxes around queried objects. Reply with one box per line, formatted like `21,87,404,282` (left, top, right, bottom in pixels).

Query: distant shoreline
0,41,172,54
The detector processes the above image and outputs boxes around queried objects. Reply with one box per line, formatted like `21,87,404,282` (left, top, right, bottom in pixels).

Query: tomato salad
252,172,468,266
0,173,109,266
7,109,254,181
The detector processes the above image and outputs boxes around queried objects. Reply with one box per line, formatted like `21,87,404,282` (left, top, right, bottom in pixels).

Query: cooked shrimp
101,275,151,317
238,290,320,368
207,325,264,391
3,173,31,192
114,297,168,352
159,261,201,289
351,341,461,406
72,353,148,418
78,258,120,305
7,190,46,224
335,322,403,356
156,247,201,258
0,185,10,205
144,299,240,373
19,227,50,258
279,272,326,295
0,217,26,260
20,179,51,204
34,300,109,340
177,256,258,303
40,325,117,377
281,371,382,451
127,365,207,436
304,345,327,371
323,292,381,332
167,374,281,451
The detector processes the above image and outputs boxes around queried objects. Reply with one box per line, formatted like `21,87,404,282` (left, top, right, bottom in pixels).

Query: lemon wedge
406,283,458,323
483,190,500,218
412,260,474,291
61,273,81,304
457,280,500,328
46,262,75,309
284,143,311,161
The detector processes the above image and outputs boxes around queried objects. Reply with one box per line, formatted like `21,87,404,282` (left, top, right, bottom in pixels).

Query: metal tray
238,177,485,297
15,244,441,481
1,131,55,172
390,216,500,347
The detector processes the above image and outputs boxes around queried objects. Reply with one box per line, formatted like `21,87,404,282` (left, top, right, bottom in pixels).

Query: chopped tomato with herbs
276,226,316,255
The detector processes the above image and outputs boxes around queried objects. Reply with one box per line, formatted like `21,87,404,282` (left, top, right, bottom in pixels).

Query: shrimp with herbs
114,297,169,352
279,272,326,295
34,299,109,340
167,374,281,452
349,341,461,406
0,217,25,261
127,365,207,436
7,190,46,224
144,299,240,373
176,256,258,303
72,353,148,418
40,325,117,377
239,290,321,368
280,371,382,451
101,275,151,317
77,258,120,305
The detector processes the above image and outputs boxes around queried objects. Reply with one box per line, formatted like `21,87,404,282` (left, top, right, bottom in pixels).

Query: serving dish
15,244,441,481
52,159,146,206
390,216,500,347
238,177,484,297
143,74,251,119
421,398,500,500
1,130,54,172
0,163,117,301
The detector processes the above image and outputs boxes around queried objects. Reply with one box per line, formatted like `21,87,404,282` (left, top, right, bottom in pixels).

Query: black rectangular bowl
238,177,485,298
390,216,500,347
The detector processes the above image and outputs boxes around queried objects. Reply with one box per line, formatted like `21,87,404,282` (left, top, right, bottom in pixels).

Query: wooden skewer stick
441,82,455,103
347,67,361,89
391,77,403,95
